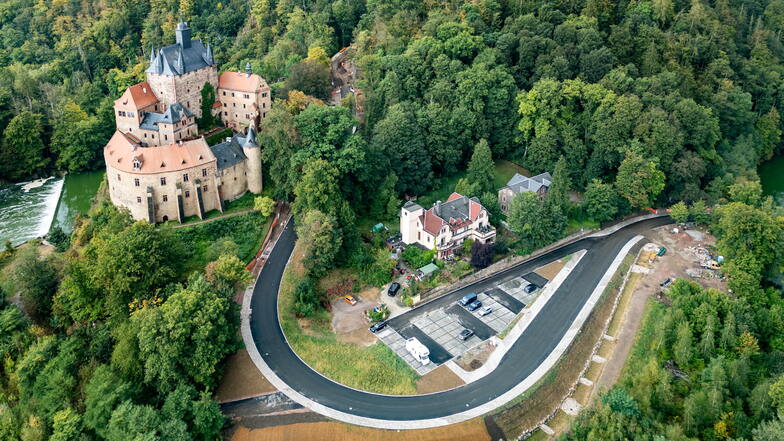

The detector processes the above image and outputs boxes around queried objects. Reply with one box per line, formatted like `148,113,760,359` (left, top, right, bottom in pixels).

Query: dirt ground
229,419,491,441
330,285,379,347
416,364,465,394
215,349,277,403
454,340,496,371
533,258,567,281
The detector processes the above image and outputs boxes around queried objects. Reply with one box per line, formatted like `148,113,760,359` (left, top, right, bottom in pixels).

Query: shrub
292,278,322,318
471,241,495,269
401,246,435,268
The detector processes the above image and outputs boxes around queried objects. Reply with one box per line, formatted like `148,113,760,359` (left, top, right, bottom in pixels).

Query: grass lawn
278,242,419,395
418,160,529,208
205,127,233,146
173,211,272,275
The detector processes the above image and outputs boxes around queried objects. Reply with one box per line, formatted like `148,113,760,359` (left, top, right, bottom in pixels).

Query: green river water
0,170,104,246
759,154,784,206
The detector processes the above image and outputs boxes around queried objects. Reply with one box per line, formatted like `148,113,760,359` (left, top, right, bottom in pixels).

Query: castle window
223,103,227,107
202,185,208,192
262,103,266,108
202,168,207,177
223,112,227,116
243,104,246,109
164,135,168,140
183,173,189,182
144,133,147,138
132,159,141,170
231,92,235,97
128,112,135,117
134,178,140,187
262,92,267,98
137,197,142,203
232,103,236,107
185,190,190,198
244,94,249,99
160,177,166,185
222,91,226,96
117,174,121,181
162,195,168,202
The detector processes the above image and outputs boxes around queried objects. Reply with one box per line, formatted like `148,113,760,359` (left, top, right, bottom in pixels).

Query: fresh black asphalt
487,287,525,313
248,216,672,421
397,325,452,364
521,272,549,288
446,304,496,340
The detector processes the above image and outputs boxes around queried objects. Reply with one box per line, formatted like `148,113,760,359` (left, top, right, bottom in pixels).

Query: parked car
524,283,539,294
657,247,667,256
467,300,482,311
459,329,475,341
369,321,387,333
458,292,478,306
659,278,672,287
388,282,401,297
343,295,357,305
479,306,493,317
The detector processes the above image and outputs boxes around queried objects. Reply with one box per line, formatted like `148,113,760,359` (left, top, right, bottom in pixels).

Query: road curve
244,215,672,426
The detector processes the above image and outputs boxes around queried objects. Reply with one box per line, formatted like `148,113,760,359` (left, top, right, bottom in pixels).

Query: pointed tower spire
177,48,185,74
149,44,156,64
245,61,252,78
243,126,258,147
204,43,214,65
157,48,164,72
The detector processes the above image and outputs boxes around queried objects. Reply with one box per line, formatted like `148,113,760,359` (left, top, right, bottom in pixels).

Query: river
0,171,104,247
759,154,784,206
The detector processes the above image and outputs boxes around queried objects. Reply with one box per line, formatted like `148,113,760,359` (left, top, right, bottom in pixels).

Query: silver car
478,306,493,317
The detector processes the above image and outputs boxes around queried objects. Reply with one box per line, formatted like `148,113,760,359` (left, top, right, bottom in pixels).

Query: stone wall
217,85,271,130
147,66,218,118
107,160,224,222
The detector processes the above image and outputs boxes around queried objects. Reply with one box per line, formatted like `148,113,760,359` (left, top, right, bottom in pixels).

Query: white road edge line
445,248,588,383
240,234,645,429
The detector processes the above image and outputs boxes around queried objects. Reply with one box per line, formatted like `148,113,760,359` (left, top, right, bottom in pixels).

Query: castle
104,21,270,223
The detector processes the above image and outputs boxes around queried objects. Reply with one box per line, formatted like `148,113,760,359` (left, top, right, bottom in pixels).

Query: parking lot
377,271,551,374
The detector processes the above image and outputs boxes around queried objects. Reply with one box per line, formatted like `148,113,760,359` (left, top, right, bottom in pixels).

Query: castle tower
242,126,263,194
176,21,191,49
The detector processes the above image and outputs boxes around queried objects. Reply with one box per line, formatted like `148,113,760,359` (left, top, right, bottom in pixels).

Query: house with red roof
400,193,496,259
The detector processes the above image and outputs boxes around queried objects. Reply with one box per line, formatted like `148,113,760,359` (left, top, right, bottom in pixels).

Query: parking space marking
377,327,439,375
486,287,525,313
445,304,496,340
522,272,549,288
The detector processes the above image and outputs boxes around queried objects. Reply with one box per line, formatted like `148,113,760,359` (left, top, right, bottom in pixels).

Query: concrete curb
240,232,645,429
445,249,588,383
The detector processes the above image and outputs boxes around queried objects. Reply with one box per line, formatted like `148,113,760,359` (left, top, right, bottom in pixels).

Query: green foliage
358,246,395,288
690,200,711,225
615,150,666,209
0,112,48,181
669,201,689,223
197,83,216,129
727,178,764,207
285,59,332,100
133,274,239,395
507,192,565,249
10,247,59,323
205,254,251,290
47,226,69,252
401,246,435,269
466,139,496,195
253,196,275,217
292,277,322,318
296,210,342,279
583,179,618,223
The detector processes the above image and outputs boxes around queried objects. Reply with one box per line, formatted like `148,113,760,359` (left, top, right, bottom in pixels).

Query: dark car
659,278,672,287
459,329,475,341
466,300,482,311
388,282,401,297
458,292,478,306
524,283,539,294
369,321,388,333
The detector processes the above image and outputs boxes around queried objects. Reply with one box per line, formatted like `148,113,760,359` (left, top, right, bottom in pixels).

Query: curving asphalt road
247,215,672,422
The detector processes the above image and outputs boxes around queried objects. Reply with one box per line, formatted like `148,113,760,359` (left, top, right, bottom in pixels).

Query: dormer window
132,159,141,170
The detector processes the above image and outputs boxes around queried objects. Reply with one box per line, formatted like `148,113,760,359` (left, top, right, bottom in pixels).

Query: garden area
277,241,420,395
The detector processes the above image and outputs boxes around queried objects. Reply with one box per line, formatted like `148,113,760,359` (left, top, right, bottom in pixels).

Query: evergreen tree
466,138,495,195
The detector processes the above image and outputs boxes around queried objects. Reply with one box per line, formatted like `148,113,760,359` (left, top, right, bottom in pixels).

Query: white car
478,306,493,317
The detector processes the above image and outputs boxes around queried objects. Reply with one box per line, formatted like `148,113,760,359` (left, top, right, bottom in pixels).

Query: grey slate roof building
503,172,552,194
209,127,257,170
140,103,194,131
146,21,215,76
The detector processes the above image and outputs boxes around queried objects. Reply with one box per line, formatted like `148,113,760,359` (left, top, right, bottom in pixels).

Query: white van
405,337,430,365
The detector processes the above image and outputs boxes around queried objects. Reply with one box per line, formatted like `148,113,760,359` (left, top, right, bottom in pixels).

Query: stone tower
242,126,263,194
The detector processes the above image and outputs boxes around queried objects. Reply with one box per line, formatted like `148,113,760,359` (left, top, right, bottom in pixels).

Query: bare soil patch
229,419,491,441
454,340,496,371
416,364,465,394
331,287,378,347
216,349,277,403
534,258,567,281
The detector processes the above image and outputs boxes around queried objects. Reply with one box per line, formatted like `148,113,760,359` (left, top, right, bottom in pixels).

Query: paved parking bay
375,327,438,376
376,260,558,372
486,287,525,314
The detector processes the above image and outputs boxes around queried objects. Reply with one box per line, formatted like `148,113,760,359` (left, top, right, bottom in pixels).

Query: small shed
417,263,440,280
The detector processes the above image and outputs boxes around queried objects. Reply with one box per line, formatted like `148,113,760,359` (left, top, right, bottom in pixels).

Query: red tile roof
115,82,159,110
218,72,267,93
104,131,215,174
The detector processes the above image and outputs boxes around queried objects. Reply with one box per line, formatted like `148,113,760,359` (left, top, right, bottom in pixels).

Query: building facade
400,193,496,259
498,172,552,215
104,21,264,223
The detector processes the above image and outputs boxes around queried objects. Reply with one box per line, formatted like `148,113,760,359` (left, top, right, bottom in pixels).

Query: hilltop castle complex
104,21,270,223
